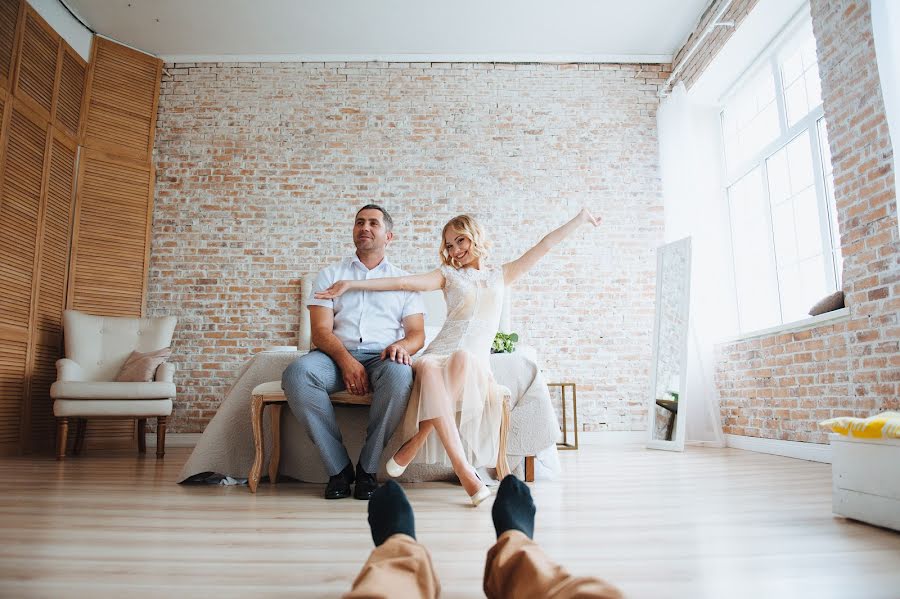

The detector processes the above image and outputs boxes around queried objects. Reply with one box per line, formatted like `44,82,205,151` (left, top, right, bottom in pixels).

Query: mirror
647,237,691,451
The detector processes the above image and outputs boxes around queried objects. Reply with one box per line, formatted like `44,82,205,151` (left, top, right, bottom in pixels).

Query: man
282,205,425,500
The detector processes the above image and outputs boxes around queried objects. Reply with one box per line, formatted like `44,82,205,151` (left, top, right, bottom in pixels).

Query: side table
548,382,578,450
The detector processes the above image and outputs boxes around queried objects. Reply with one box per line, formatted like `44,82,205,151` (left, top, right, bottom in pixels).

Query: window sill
722,307,851,344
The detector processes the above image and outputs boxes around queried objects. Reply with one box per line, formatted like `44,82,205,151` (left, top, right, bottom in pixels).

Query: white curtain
657,83,739,446
870,0,899,237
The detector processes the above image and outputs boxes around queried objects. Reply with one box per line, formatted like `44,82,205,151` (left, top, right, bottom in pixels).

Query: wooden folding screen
68,38,161,449
0,2,160,454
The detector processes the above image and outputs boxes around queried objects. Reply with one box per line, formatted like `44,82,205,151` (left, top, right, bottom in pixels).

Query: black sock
492,475,536,539
367,480,415,546
339,462,355,483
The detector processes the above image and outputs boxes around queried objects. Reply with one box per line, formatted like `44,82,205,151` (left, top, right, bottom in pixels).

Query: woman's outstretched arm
502,208,600,285
315,269,444,299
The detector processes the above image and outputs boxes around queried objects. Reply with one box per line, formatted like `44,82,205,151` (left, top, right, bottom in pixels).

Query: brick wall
670,0,761,92
715,0,898,443
150,62,669,433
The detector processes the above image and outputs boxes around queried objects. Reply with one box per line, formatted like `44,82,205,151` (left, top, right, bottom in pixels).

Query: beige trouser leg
483,531,624,599
344,534,441,599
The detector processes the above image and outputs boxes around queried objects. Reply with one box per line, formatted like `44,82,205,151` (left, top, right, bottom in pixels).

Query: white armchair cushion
51,381,176,400
53,399,173,417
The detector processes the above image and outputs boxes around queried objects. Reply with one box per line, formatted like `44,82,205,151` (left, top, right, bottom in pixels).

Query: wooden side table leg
268,403,282,485
249,394,265,493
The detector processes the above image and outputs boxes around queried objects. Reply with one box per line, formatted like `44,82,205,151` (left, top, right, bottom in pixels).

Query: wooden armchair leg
73,419,87,455
56,418,68,461
156,416,167,459
137,418,147,453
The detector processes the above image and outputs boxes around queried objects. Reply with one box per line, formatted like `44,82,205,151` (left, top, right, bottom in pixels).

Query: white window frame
719,10,842,334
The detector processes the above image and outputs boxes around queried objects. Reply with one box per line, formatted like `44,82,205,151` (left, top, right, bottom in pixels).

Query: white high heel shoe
386,455,408,478
468,470,491,506
469,484,491,507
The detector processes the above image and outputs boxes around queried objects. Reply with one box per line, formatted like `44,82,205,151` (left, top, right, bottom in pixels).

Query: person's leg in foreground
344,480,440,599
484,475,625,599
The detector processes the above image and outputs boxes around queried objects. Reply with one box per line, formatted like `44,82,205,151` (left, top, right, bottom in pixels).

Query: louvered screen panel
0,0,21,90
69,150,153,317
0,103,47,331
55,46,84,138
0,338,27,451
14,8,59,121
34,131,76,338
83,418,136,450
82,38,161,161
27,341,57,451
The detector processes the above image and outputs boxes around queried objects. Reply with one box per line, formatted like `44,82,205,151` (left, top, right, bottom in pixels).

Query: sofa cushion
116,347,171,382
53,398,173,417
808,290,845,316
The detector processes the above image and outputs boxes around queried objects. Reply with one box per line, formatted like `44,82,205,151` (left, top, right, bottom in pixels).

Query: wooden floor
1,443,899,598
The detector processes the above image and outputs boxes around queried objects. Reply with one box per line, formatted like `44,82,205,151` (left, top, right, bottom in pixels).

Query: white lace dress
400,263,507,468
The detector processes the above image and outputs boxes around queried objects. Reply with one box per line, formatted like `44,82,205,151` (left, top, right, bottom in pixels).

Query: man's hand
339,357,370,395
381,342,412,366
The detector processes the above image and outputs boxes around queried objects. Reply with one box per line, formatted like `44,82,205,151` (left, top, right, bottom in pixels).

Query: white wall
29,0,92,60
870,0,899,238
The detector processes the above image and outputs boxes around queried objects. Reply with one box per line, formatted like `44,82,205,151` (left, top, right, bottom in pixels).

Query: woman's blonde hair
440,214,491,268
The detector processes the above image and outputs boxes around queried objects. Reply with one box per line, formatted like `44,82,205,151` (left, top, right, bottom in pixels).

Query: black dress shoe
325,463,355,500
354,463,378,500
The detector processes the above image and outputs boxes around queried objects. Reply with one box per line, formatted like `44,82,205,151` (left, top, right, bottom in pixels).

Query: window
721,16,841,333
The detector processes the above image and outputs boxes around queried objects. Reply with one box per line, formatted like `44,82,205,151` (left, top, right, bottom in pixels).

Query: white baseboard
725,433,831,463
145,433,201,448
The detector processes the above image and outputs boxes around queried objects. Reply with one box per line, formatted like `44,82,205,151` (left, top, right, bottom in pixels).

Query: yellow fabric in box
819,411,900,439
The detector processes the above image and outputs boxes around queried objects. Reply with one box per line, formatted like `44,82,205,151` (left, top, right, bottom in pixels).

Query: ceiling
63,0,712,63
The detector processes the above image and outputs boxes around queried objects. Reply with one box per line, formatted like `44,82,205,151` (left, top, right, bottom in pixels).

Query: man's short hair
355,204,394,232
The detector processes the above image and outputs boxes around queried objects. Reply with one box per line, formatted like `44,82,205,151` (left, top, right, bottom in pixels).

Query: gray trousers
282,349,414,476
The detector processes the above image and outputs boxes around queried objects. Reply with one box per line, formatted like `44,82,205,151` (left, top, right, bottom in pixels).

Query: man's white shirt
307,256,425,352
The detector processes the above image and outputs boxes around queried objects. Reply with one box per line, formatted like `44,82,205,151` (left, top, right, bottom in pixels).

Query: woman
315,208,600,505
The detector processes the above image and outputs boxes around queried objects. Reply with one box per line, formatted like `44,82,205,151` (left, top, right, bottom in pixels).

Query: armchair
50,310,177,459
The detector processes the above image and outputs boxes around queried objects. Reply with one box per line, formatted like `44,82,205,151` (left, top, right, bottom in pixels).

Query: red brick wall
150,62,669,433
715,0,898,443
670,0,761,92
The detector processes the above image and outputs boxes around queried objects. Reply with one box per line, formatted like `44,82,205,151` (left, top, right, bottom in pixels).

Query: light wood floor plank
1,444,898,598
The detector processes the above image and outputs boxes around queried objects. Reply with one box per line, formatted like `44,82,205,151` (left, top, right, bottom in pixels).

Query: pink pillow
115,347,171,382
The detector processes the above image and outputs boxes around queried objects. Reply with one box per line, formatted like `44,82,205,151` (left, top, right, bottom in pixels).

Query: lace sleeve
439,263,456,285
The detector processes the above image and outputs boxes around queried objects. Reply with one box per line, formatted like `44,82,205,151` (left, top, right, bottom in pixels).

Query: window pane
817,118,843,285
766,130,831,321
729,168,781,332
786,132,814,191
780,24,823,126
722,68,780,171
794,187,821,259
